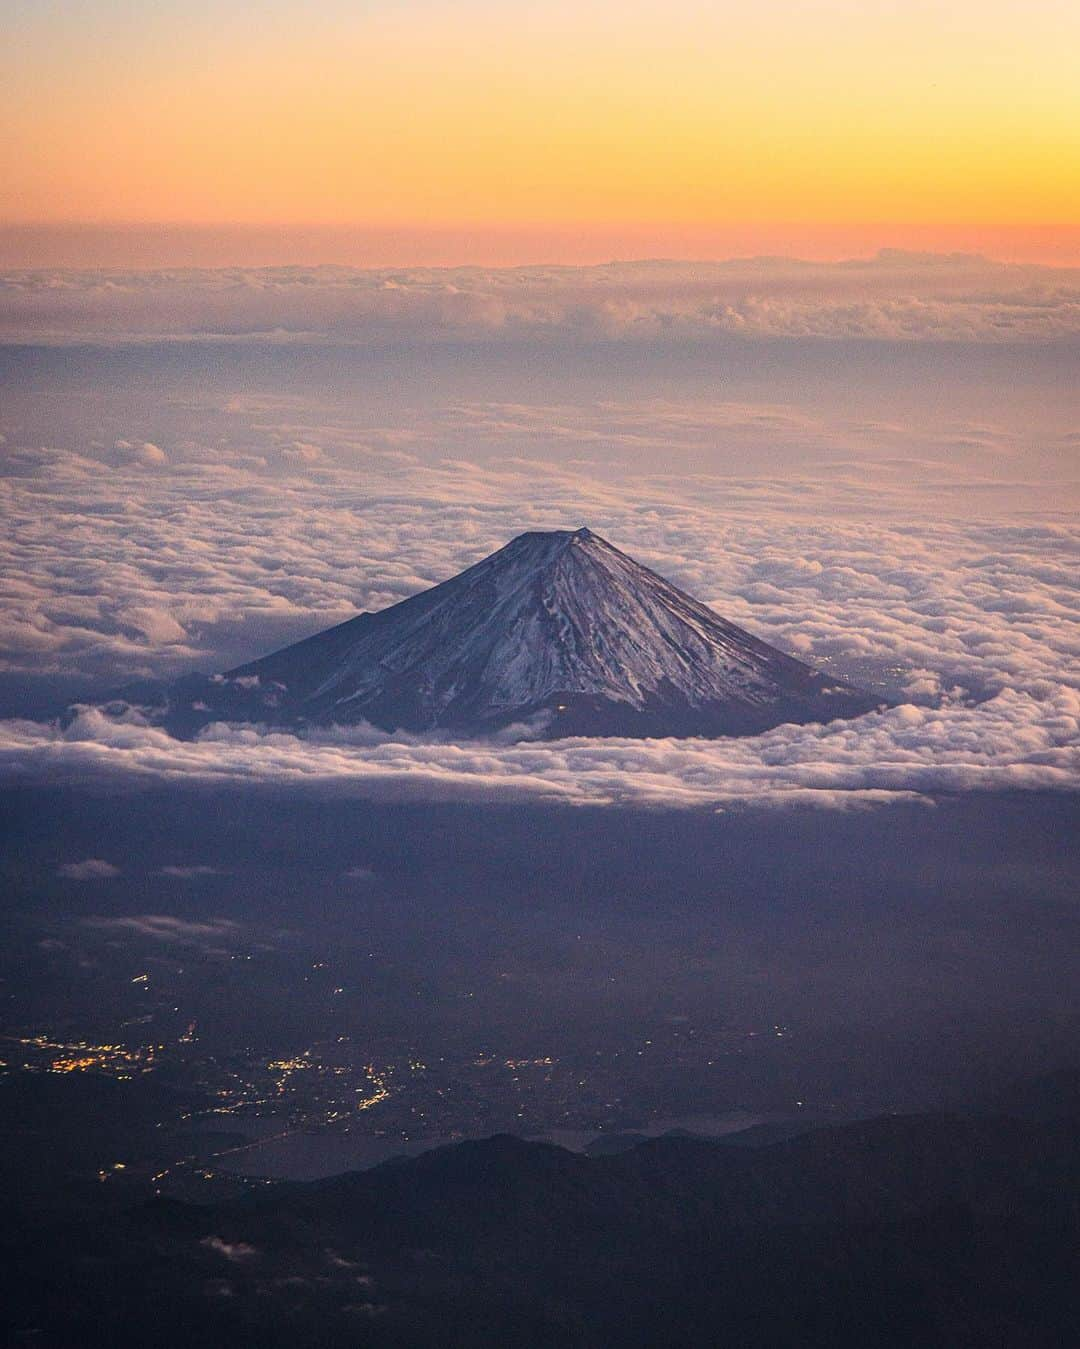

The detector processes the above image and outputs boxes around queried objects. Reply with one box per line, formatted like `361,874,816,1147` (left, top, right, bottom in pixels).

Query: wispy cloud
200,1236,258,1263
156,865,226,878
57,857,120,880
81,913,240,943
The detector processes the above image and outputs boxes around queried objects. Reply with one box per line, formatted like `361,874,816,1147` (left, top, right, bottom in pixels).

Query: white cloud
3,255,1080,346
114,439,167,467
5,690,1074,811
200,1236,258,1263
82,913,240,942
344,866,377,882
157,865,225,878
57,857,120,880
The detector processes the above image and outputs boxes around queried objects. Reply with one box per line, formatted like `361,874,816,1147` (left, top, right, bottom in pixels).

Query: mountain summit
168,528,878,738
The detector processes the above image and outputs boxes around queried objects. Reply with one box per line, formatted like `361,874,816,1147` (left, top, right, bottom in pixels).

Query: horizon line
4,221,1080,271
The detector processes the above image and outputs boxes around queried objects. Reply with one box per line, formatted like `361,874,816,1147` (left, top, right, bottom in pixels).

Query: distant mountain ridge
160,528,879,738
7,1109,1080,1347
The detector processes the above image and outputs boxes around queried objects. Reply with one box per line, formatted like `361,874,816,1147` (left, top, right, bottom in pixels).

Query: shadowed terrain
4,1100,1080,1348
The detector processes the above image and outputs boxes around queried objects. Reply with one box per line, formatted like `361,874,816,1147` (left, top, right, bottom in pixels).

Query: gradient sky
4,0,1080,265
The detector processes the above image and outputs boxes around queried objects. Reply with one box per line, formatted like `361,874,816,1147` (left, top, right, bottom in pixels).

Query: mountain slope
6,1114,1080,1348
168,528,879,738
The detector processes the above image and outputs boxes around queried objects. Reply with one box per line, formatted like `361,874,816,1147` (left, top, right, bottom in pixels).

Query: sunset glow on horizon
5,0,1080,267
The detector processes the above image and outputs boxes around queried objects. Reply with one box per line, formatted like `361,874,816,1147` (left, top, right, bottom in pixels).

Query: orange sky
4,0,1079,266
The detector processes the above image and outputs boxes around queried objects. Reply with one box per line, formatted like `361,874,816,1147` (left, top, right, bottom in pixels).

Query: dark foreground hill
156,528,878,738
5,1109,1080,1348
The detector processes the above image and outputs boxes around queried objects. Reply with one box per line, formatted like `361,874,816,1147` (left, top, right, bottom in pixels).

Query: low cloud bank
4,254,1080,346
2,689,1076,810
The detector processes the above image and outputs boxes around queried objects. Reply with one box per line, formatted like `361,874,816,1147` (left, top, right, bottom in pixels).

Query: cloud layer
2,257,1077,811
3,691,1076,811
2,424,1076,702
4,254,1080,346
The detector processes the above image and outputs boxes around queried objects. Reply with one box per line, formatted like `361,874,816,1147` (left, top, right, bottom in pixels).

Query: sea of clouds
2,687,1075,811
4,252,1080,346
1,256,1077,810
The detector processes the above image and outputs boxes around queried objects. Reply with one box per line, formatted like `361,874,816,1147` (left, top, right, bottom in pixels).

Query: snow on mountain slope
166,528,880,738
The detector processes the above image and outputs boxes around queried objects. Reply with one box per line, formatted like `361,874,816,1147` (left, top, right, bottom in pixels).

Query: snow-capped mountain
167,528,879,738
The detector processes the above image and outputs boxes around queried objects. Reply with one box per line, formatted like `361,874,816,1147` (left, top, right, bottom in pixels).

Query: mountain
6,1112,1080,1347
163,528,879,738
